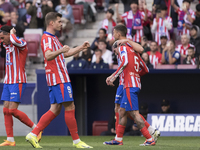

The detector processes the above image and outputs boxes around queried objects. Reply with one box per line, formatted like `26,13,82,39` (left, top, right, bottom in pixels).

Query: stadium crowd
0,0,200,70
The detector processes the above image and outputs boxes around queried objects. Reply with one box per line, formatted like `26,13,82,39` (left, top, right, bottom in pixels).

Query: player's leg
62,83,92,148
0,84,15,146
115,103,120,133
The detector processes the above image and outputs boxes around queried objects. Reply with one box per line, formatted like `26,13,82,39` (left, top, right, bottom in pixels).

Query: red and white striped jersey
121,11,144,43
153,17,172,45
114,45,149,89
147,51,162,68
4,34,27,84
176,44,195,55
41,32,71,86
18,0,25,9
177,8,195,36
139,9,152,26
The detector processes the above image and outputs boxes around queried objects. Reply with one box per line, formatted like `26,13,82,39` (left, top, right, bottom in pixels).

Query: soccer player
0,26,41,146
25,12,92,149
104,25,159,146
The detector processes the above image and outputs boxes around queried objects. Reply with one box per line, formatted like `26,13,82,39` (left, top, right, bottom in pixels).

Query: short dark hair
129,0,138,5
188,47,194,51
114,25,127,37
98,39,107,45
106,9,114,16
0,25,13,34
196,4,200,12
95,49,102,53
151,41,158,45
25,1,32,5
160,4,167,11
99,28,107,34
45,12,62,26
183,0,191,4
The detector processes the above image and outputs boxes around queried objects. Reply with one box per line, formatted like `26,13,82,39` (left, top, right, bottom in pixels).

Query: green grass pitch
0,136,200,150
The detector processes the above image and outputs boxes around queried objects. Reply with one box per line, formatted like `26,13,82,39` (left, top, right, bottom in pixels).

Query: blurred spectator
100,113,135,136
176,34,195,58
55,0,74,41
139,0,152,40
75,0,96,22
47,0,53,8
190,25,200,58
161,40,180,64
147,41,162,68
91,39,112,68
139,102,148,119
141,52,154,69
91,28,111,51
0,12,11,27
21,1,32,28
90,49,109,69
27,0,53,29
159,35,167,53
193,4,200,28
183,47,198,65
52,0,59,10
0,0,14,13
10,11,25,37
151,5,172,45
118,0,147,43
121,0,130,12
101,8,116,35
17,0,26,21
140,36,150,53
160,99,172,113
67,51,88,69
81,47,92,65
171,0,195,36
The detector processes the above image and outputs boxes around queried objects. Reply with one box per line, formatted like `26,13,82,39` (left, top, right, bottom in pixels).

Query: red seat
72,5,84,24
155,65,176,69
68,0,75,5
24,34,41,57
92,121,108,136
96,0,103,8
177,64,197,69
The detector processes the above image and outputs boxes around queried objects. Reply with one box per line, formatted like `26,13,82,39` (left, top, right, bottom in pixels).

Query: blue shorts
1,83,27,103
49,82,74,104
115,85,123,104
120,87,140,111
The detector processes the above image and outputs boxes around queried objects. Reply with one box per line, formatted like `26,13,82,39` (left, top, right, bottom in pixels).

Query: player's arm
45,45,70,61
138,55,149,76
10,28,26,48
63,41,90,58
185,11,195,24
143,3,148,21
171,0,179,12
106,46,128,86
117,39,144,54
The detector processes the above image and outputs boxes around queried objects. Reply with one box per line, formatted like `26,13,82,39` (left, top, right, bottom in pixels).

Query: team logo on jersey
135,18,141,25
120,51,125,55
45,43,49,48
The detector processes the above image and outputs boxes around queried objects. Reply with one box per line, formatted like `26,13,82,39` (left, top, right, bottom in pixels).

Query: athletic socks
9,108,34,128
32,110,56,135
115,112,119,133
140,114,150,128
65,110,80,141
140,126,152,140
115,124,125,141
3,107,14,139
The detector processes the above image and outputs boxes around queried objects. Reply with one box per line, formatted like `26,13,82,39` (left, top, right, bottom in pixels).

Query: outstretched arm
10,28,26,48
171,0,179,12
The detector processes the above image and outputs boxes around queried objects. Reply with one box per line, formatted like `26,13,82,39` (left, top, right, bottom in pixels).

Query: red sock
3,107,13,137
9,108,34,128
140,114,150,128
115,112,119,133
140,126,152,139
32,110,56,135
116,124,125,138
65,110,79,140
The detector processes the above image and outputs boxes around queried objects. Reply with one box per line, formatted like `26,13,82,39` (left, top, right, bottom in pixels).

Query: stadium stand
155,65,176,69
0,57,5,80
72,5,84,24
177,64,197,69
92,121,108,136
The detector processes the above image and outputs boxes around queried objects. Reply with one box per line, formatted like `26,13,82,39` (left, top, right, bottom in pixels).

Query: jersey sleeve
42,36,54,52
10,34,26,48
173,51,180,60
138,54,149,76
113,46,128,78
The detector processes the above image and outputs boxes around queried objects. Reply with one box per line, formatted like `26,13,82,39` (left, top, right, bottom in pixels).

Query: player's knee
63,101,75,111
119,108,126,117
114,106,120,113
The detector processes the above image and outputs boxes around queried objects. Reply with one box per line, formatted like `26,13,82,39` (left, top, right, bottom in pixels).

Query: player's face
150,42,157,52
53,17,62,31
181,35,189,45
0,32,10,45
113,29,120,40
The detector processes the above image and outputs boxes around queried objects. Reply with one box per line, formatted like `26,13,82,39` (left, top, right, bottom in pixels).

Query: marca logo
151,115,200,132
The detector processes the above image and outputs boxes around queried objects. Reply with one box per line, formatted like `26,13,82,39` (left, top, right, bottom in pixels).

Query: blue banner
147,114,200,136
